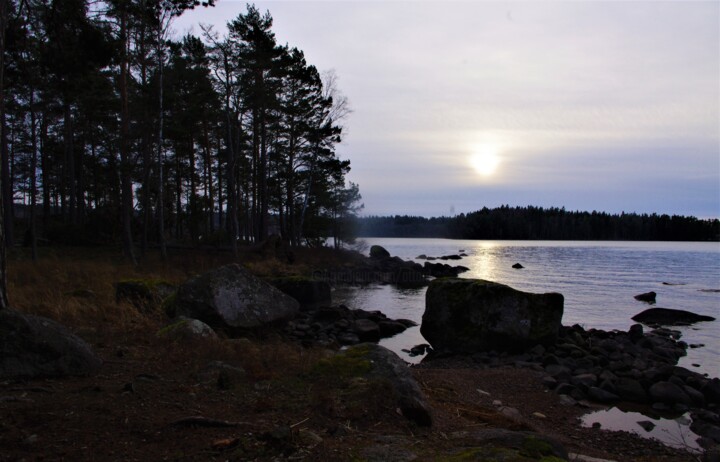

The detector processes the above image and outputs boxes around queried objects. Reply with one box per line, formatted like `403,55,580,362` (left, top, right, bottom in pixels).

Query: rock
423,262,468,278
512,263,524,269
195,361,246,389
499,406,522,420
266,277,331,308
571,373,597,389
406,344,431,357
692,422,720,444
416,254,428,260
702,379,720,405
337,332,360,345
354,319,381,342
558,395,578,406
633,291,656,303
342,344,433,426
369,245,391,259
632,307,715,326
649,381,692,406
614,378,649,403
637,420,656,432
628,323,644,341
157,318,217,340
378,321,407,337
0,309,102,379
587,387,619,403
169,264,300,331
439,254,462,260
115,279,176,313
421,278,564,354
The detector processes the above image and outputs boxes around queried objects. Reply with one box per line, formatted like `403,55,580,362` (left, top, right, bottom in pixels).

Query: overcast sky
174,1,720,218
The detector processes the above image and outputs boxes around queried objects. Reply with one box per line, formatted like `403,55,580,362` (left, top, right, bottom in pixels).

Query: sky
174,1,720,218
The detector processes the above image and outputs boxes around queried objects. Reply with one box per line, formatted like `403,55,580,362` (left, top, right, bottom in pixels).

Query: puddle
581,407,702,453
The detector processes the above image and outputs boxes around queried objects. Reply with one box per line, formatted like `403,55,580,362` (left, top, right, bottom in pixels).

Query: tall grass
5,246,242,329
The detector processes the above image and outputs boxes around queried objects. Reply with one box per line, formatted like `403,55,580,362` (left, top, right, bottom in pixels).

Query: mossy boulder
315,344,433,426
115,279,176,314
422,279,564,354
170,264,300,330
266,276,331,308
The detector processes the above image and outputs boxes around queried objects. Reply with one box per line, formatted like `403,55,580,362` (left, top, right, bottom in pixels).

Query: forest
0,0,362,266
358,206,720,241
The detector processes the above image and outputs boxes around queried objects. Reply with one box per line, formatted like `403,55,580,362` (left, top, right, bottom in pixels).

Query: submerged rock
0,309,102,379
633,291,657,303
512,263,524,269
632,307,715,326
421,278,564,354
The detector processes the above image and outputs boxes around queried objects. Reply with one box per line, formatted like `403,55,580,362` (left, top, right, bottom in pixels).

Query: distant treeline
357,206,720,241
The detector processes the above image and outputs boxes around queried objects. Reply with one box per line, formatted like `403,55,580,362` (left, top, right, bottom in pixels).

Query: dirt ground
0,324,701,462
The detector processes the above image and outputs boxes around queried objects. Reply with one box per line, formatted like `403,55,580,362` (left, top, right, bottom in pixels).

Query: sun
469,144,501,176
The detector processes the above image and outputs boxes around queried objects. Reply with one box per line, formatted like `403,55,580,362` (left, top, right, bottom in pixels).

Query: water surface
334,238,720,377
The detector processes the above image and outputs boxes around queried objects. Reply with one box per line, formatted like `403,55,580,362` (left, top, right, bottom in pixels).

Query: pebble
531,412,547,419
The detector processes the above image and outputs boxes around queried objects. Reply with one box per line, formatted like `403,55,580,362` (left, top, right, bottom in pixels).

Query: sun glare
469,144,501,177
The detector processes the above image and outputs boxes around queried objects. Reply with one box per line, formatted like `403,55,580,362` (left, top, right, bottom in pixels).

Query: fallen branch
168,416,253,428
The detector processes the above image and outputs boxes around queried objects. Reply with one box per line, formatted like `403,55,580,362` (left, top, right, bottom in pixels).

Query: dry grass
5,245,304,328
5,244,341,379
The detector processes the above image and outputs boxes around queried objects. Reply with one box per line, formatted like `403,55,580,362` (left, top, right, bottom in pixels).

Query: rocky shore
4,244,717,461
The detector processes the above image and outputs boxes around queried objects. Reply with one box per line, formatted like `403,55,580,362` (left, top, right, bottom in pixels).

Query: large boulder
632,308,715,326
421,279,564,354
0,309,102,379
169,264,300,330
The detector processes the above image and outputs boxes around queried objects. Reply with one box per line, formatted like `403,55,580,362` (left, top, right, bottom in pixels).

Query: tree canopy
0,0,362,263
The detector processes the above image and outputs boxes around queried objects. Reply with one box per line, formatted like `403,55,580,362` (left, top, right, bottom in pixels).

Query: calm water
334,238,720,377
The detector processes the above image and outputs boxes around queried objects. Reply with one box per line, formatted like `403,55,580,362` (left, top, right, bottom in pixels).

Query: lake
334,238,720,378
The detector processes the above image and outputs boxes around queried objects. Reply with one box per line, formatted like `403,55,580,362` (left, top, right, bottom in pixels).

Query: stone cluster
283,304,416,347
447,323,720,450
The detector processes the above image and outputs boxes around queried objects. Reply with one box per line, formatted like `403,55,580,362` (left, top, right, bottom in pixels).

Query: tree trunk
41,114,50,230
202,121,214,234
1,111,12,248
119,10,136,265
0,0,9,310
64,101,76,225
258,108,268,240
156,24,167,260
29,88,38,261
